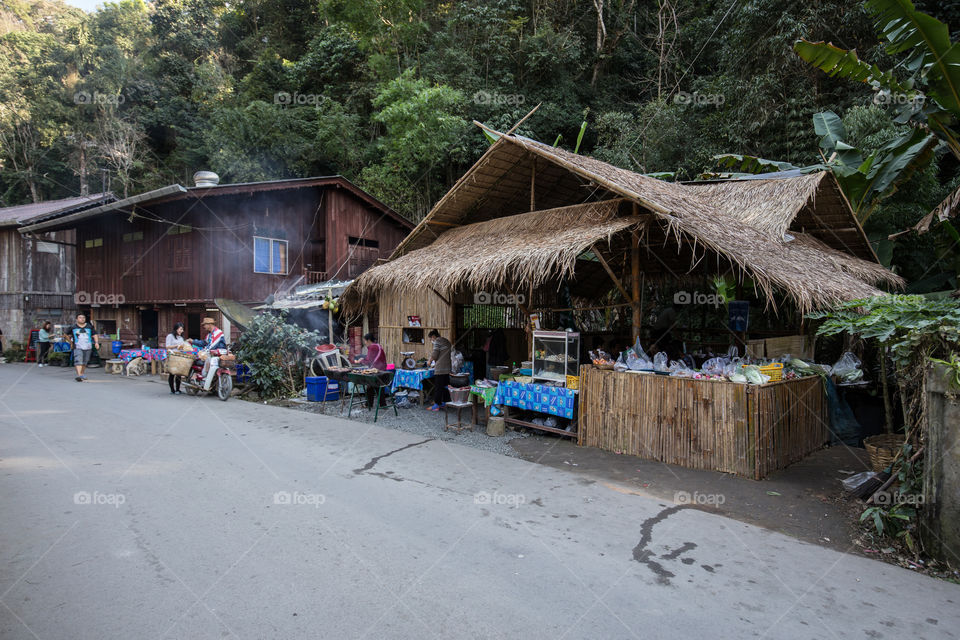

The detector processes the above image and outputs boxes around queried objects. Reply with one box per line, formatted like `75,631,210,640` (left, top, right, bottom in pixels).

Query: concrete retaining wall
922,364,960,564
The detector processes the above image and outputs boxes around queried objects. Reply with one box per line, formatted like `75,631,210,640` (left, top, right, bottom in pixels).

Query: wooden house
0,193,114,346
20,175,411,345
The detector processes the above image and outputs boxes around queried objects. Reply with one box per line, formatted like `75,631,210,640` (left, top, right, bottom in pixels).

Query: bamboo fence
577,367,827,479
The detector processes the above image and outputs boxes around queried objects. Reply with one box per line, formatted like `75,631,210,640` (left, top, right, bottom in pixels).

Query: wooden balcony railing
303,269,328,285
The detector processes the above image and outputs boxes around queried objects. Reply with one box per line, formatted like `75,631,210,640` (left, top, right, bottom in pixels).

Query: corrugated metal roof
0,193,113,226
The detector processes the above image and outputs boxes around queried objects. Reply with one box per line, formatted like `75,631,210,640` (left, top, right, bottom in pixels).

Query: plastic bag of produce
728,372,748,383
632,338,650,363
653,352,669,372
626,350,652,370
669,360,695,377
702,357,727,376
831,352,863,382
614,352,629,372
742,365,770,385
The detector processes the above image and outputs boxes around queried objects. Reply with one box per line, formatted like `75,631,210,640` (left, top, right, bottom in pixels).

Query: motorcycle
182,353,235,401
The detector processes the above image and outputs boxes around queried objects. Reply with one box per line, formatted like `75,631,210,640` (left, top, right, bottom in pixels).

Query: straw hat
201,317,216,326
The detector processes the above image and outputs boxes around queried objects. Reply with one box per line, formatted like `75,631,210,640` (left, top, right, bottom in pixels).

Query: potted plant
46,351,67,367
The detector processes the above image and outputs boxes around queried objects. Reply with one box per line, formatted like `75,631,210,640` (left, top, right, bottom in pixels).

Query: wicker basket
166,351,194,376
864,434,907,472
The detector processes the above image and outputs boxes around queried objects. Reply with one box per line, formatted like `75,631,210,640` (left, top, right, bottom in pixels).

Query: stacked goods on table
604,340,863,386
589,350,616,369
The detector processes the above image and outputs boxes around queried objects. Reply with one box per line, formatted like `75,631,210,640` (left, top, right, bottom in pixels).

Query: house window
347,237,379,278
84,238,103,248
254,236,288,274
167,233,192,272
123,231,144,242
167,224,191,235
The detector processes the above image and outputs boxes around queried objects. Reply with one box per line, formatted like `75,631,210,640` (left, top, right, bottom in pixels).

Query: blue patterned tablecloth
391,368,434,392
493,380,577,419
118,348,169,362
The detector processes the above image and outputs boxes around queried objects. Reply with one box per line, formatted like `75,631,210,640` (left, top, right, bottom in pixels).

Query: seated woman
353,332,387,407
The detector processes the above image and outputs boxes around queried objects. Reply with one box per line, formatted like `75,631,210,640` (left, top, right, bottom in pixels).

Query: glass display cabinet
532,330,580,386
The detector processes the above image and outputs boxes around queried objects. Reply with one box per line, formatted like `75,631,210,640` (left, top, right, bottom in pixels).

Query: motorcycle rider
199,317,227,391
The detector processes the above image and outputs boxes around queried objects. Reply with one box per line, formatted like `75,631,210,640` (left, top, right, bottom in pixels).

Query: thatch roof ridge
684,173,826,239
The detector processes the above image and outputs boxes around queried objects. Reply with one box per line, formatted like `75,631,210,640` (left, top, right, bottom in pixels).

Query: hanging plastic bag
831,352,863,383
727,345,739,358
450,349,464,374
653,352,669,372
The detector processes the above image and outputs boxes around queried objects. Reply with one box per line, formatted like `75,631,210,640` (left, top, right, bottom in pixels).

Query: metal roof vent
193,171,220,187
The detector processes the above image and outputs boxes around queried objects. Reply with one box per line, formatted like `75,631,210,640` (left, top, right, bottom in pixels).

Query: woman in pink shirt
354,333,387,408
354,333,387,370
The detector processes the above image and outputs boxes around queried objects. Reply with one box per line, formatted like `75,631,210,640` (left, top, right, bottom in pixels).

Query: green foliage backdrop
1,0,957,287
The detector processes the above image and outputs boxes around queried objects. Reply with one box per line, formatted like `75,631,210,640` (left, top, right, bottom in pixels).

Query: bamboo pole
592,244,633,304
631,229,641,342
530,156,536,212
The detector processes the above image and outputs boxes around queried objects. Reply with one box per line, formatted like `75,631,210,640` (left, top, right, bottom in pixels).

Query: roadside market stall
345,126,902,477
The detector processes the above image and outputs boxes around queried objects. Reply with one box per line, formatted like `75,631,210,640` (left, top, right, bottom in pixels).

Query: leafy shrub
233,312,321,399
3,340,26,362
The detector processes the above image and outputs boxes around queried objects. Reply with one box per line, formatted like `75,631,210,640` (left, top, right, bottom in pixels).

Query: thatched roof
685,173,876,262
350,127,902,312
355,199,641,296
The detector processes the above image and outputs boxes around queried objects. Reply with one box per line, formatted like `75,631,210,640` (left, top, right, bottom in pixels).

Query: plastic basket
306,376,339,402
758,362,783,381
566,375,579,390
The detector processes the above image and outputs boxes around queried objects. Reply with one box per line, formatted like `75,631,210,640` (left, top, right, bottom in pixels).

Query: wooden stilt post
632,230,641,343
530,157,536,212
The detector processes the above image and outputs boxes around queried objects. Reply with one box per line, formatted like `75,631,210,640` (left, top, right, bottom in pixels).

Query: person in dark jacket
427,329,451,410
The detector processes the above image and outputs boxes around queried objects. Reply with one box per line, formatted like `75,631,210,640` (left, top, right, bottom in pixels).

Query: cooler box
305,376,340,401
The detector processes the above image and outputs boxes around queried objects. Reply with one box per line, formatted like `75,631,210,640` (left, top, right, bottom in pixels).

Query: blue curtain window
254,237,270,273
254,237,288,274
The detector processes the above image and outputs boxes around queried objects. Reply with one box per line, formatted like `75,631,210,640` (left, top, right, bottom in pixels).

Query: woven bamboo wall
377,288,453,363
577,367,827,478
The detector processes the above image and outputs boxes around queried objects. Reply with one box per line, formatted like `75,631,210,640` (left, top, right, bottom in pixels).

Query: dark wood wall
324,188,409,279
1,227,77,341
74,183,410,307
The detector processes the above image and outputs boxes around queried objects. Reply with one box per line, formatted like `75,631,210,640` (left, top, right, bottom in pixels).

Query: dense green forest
1,0,958,289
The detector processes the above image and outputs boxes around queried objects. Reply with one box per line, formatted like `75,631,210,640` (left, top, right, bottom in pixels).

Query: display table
469,384,497,428
390,368,435,405
325,368,396,422
493,379,578,438
118,348,168,362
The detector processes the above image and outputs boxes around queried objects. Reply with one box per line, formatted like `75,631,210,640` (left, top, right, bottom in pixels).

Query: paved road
1,363,957,639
